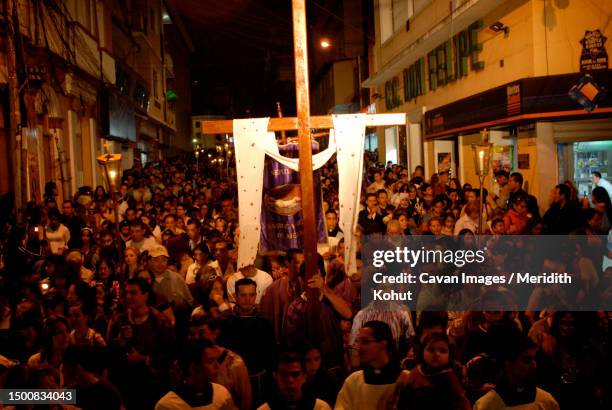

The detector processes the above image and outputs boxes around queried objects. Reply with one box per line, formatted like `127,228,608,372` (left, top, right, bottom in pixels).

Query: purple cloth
260,141,326,251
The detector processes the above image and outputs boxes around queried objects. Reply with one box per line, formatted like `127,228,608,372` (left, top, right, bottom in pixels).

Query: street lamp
471,131,493,234
97,152,122,254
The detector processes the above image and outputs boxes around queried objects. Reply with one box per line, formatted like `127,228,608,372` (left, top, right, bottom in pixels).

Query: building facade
0,0,116,205
366,0,612,207
0,0,192,208
109,0,193,169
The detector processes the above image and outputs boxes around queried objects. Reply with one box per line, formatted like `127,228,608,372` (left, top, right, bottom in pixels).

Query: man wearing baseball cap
148,244,194,311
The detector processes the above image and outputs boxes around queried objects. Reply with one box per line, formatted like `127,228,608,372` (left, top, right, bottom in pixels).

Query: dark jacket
542,201,580,234
358,209,386,235
217,307,277,375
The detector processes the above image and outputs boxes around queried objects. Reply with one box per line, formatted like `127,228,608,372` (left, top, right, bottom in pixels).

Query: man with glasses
335,321,405,410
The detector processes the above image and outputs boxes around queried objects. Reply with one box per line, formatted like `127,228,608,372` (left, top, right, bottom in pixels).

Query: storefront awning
424,70,612,139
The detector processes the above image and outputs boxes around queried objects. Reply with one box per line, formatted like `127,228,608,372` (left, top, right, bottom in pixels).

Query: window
116,66,131,96
392,0,410,35
134,82,150,112
73,0,98,37
150,8,156,33
152,69,159,99
380,0,431,43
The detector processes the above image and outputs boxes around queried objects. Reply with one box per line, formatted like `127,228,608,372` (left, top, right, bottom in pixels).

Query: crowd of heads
0,153,610,409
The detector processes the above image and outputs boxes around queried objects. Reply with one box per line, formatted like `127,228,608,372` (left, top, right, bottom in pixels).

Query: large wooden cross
200,0,406,284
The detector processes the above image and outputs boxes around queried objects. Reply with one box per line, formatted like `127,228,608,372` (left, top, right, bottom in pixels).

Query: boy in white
258,352,331,410
155,339,236,410
335,321,407,410
474,334,559,410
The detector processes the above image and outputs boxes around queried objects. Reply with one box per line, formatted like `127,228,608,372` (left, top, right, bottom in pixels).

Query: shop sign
580,30,608,71
386,20,484,107
403,58,427,101
506,84,521,116
424,69,612,137
426,20,484,91
385,76,402,110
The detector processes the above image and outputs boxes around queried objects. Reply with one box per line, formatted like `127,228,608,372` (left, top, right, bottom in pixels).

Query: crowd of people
0,152,610,409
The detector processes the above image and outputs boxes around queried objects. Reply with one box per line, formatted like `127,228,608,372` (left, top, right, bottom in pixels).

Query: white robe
473,388,559,410
334,370,406,410
154,383,236,410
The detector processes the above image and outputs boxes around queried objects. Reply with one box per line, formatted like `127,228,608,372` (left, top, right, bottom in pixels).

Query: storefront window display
559,140,612,198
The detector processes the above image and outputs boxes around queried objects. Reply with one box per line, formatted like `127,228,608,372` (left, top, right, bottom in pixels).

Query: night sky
175,0,297,118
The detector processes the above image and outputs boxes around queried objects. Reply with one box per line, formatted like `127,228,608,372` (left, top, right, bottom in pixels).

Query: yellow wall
532,0,612,76
373,0,612,115
372,0,612,206
375,0,535,115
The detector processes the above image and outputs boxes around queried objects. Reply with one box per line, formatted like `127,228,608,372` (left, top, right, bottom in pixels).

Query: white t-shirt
154,384,235,410
473,388,559,410
126,236,159,252
257,398,331,410
46,224,71,255
226,269,273,304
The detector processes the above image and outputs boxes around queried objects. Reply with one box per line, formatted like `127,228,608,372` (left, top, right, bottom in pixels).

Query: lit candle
478,150,485,174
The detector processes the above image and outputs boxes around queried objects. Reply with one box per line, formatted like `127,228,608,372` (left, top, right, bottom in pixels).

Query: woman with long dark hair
93,185,108,204
591,186,612,232
192,275,233,319
94,258,117,290
79,227,99,271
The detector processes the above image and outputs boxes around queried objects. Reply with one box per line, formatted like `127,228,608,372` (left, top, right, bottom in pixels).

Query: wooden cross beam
199,113,407,134
200,0,406,290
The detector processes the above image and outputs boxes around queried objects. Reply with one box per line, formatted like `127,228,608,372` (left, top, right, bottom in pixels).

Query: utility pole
4,0,25,216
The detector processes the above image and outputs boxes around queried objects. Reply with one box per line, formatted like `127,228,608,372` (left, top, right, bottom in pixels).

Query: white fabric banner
233,114,366,272
333,114,366,273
